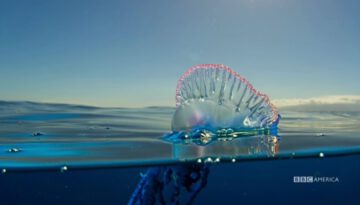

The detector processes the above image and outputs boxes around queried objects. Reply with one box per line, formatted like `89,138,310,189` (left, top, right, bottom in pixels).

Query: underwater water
1,101,360,204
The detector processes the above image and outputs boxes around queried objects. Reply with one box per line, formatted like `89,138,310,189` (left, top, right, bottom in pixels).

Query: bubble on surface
60,166,68,172
7,148,22,153
170,64,280,140
205,157,213,163
32,132,44,136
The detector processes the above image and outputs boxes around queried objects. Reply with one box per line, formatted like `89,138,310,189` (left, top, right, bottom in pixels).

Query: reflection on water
0,101,360,171
171,135,280,162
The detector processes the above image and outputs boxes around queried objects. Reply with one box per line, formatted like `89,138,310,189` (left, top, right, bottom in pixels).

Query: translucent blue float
168,64,280,144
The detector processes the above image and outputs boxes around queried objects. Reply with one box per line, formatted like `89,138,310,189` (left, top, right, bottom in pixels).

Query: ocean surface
0,101,360,204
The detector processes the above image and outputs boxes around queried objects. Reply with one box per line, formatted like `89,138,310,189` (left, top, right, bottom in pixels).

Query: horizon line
1,94,360,109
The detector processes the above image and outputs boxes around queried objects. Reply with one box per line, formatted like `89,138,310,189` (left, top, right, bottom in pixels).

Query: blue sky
0,0,359,107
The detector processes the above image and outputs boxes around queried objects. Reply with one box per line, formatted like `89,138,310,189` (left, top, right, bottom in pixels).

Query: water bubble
231,158,236,163
214,157,220,163
319,152,325,158
205,157,213,163
32,132,44,136
197,158,202,163
7,148,22,153
1,169,6,174
60,166,68,172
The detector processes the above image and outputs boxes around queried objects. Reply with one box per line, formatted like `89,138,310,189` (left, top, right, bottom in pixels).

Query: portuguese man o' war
128,64,280,205
168,64,280,144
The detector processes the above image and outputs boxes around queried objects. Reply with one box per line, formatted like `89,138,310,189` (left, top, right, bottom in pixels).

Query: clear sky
0,0,359,107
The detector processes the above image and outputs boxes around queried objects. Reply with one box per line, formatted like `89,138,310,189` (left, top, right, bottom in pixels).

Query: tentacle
128,164,210,205
128,167,162,205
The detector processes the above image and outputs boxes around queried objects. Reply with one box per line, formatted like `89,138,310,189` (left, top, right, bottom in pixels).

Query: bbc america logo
293,176,339,183
293,176,313,183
